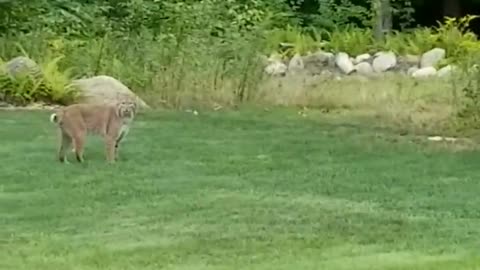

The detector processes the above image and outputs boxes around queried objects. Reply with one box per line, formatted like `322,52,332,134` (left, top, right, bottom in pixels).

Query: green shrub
434,15,480,61
0,55,78,106
380,28,436,55
381,15,480,61
264,25,325,58
262,15,480,63
323,26,375,55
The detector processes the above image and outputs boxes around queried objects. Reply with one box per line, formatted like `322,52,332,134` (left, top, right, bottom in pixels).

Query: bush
262,15,480,63
0,55,78,106
264,25,325,58
323,26,375,55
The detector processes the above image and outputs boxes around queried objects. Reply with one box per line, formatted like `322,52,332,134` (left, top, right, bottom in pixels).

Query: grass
257,74,463,134
1,108,480,269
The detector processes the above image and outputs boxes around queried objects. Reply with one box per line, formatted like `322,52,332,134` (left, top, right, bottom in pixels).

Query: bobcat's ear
131,100,138,114
115,105,122,118
115,102,126,118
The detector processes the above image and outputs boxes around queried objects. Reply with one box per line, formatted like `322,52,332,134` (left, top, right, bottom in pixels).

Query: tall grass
0,29,267,109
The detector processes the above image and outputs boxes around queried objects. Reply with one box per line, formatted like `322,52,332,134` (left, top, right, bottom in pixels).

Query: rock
412,67,437,78
444,137,458,142
396,54,420,72
268,53,283,62
437,65,455,77
404,54,420,66
4,56,42,78
265,61,287,76
354,62,374,76
320,51,335,63
372,51,397,72
335,52,354,74
354,53,372,64
320,70,335,78
288,53,304,73
303,51,335,65
407,66,419,76
420,48,446,68
0,101,11,108
427,136,443,142
427,136,458,142
302,51,335,75
72,75,150,110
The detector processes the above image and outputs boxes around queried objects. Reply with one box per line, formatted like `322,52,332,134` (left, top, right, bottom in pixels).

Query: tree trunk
373,0,392,41
382,0,392,33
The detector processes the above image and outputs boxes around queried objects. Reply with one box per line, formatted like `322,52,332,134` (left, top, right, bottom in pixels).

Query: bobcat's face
117,101,137,119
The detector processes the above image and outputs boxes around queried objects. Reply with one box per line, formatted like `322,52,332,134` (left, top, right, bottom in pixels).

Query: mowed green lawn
1,109,480,270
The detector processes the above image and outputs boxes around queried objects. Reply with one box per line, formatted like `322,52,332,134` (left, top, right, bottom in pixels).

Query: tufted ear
115,103,124,118
131,100,138,114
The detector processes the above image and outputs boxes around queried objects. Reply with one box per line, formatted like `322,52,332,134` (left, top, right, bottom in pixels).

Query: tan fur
49,101,137,163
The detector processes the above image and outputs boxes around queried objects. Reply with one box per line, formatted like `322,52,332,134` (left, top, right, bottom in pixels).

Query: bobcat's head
116,100,137,119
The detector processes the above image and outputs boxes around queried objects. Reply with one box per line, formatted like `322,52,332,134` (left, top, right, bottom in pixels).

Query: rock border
264,47,457,79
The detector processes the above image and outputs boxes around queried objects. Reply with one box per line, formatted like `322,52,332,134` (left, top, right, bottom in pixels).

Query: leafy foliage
264,25,325,57
323,26,375,55
0,56,78,106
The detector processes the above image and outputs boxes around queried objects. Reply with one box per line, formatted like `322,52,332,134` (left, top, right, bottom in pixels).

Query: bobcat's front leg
114,126,128,161
104,136,117,163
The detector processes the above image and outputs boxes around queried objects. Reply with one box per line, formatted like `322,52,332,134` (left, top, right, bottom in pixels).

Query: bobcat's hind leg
72,132,86,163
58,131,72,163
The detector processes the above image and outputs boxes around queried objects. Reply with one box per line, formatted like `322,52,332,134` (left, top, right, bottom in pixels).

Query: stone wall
263,48,456,79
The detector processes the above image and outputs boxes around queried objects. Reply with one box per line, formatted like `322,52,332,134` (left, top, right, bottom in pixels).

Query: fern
0,55,79,105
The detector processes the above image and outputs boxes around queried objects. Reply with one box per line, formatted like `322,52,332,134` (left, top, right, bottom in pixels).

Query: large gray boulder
288,53,304,74
395,54,420,72
354,53,372,64
420,48,446,68
412,67,437,78
335,52,355,74
407,66,419,76
264,61,287,76
354,62,374,76
404,54,420,66
72,75,150,110
301,51,335,75
4,56,42,78
372,51,397,72
437,65,456,77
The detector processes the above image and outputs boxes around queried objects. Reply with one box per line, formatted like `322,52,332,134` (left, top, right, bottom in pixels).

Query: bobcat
49,101,137,163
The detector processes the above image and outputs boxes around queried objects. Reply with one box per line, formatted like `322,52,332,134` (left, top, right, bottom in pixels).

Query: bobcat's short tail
50,113,58,124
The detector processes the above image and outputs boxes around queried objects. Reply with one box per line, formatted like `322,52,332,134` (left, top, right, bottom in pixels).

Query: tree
373,0,392,40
